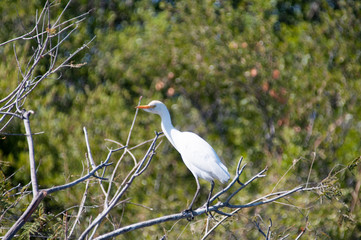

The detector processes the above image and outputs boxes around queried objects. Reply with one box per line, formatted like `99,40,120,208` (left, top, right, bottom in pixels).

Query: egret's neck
159,110,179,149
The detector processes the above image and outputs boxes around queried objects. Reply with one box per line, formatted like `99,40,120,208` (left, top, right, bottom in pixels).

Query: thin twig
295,218,309,240
0,131,44,136
225,167,267,203
126,96,142,146
105,97,144,203
79,132,161,240
306,152,316,189
13,44,24,78
68,178,89,238
272,157,303,193
45,162,112,194
0,111,22,118
210,157,245,203
266,219,272,240
0,2,48,47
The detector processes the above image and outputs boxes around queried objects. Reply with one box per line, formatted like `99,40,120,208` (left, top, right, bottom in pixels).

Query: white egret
136,100,230,217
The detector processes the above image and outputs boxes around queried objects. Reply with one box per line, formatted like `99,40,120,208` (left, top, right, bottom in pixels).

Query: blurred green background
1,0,360,239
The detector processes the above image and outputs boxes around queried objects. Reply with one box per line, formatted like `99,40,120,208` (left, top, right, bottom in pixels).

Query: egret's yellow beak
136,105,155,109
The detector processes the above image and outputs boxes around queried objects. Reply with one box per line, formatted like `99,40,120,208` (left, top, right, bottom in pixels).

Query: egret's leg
183,177,200,221
187,177,201,211
206,181,215,218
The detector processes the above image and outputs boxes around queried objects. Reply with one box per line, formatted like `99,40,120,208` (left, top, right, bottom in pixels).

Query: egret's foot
182,209,194,221
205,202,215,220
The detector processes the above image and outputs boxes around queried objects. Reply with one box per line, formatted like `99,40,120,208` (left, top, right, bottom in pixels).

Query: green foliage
0,171,12,215
18,203,64,239
1,0,361,238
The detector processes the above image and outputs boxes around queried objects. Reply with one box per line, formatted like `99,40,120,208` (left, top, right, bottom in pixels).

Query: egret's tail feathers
217,163,231,184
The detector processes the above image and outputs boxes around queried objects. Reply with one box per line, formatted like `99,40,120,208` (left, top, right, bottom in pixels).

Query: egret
136,100,230,218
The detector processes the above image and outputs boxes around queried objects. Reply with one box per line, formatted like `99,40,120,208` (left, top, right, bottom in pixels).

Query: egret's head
136,100,167,116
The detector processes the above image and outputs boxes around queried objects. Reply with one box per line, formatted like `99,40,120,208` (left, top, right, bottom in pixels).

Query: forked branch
92,157,324,240
3,125,121,240
0,0,93,131
78,131,162,240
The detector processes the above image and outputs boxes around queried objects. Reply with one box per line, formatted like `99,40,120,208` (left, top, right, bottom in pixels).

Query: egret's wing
174,131,230,183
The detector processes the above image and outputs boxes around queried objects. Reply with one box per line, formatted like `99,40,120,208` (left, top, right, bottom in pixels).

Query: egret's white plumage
137,100,230,212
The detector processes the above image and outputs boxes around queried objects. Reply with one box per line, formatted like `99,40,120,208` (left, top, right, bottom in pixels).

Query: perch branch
93,157,322,240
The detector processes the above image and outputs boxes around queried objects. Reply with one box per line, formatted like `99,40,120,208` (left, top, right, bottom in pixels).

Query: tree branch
0,0,93,131
3,135,122,238
22,110,38,198
3,191,47,240
92,157,324,240
78,132,162,240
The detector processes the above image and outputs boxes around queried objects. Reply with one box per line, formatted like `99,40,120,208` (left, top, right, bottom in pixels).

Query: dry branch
78,131,162,240
22,110,38,198
1,1,95,238
92,156,325,240
0,0,93,131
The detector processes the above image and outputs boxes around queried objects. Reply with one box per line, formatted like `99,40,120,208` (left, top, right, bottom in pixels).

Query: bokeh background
1,0,360,239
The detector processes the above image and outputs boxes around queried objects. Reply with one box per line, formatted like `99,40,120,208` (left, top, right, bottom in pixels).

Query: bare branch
13,44,24,78
52,0,73,27
3,191,47,240
22,110,38,198
0,131,44,136
272,157,303,193
295,218,309,240
306,152,316,188
93,212,191,240
0,0,93,131
83,127,97,169
45,162,113,195
253,217,267,238
0,115,15,132
0,111,22,118
50,36,96,73
224,166,267,204
126,96,142,145
83,127,110,205
3,134,121,238
68,179,90,238
210,157,246,203
78,132,162,240
92,165,323,240
266,219,272,240
105,98,144,204
0,1,48,47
